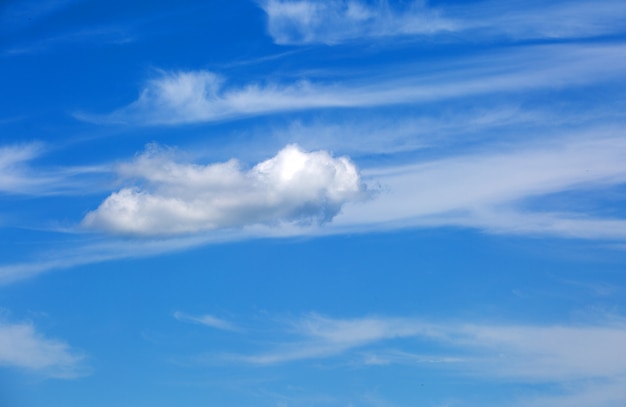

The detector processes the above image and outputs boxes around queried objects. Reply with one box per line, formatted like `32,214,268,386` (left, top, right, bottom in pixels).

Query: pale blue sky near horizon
2,1,626,406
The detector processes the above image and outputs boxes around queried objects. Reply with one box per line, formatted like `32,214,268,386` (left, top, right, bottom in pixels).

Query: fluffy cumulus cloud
259,0,456,44
82,145,366,236
0,320,87,379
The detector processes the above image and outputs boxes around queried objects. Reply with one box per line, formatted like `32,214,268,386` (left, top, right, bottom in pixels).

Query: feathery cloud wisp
259,0,456,45
233,313,626,383
82,144,367,236
78,44,626,126
336,133,626,239
0,143,45,194
0,143,111,196
0,320,87,379
259,0,626,45
174,312,240,332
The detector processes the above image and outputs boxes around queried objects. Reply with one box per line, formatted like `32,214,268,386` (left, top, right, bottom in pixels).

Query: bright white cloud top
82,145,366,235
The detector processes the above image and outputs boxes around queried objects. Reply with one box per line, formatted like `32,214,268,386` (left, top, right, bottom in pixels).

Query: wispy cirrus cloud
0,143,110,196
471,0,626,40
82,144,367,236
219,313,626,406
3,129,626,283
336,132,626,239
0,143,44,193
0,319,88,379
174,312,240,332
0,233,227,285
4,25,133,56
259,0,457,45
259,0,626,45
228,313,626,383
78,43,626,126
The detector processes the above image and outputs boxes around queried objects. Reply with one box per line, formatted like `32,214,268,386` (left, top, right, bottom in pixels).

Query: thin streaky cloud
259,0,457,45
173,312,240,332
0,232,227,286
78,43,626,126
336,133,626,235
0,143,50,194
259,0,626,45
267,106,561,156
4,25,134,56
0,143,113,196
228,313,626,382
462,0,626,40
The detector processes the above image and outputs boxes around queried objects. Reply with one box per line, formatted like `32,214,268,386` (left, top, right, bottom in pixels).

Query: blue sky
1,0,626,406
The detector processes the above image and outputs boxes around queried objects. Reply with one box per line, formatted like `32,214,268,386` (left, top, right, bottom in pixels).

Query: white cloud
0,320,87,379
5,25,133,56
0,143,46,193
259,0,626,45
259,0,456,45
3,130,626,283
471,0,626,40
335,133,626,239
82,144,367,236
79,44,626,126
237,314,433,364
166,311,626,405
0,143,110,196
79,70,355,125
0,233,226,285
232,313,626,383
174,312,239,332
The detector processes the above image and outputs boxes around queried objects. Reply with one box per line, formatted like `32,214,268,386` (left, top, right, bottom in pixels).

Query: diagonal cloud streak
77,44,626,126
259,0,626,45
230,313,626,383
336,132,626,239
